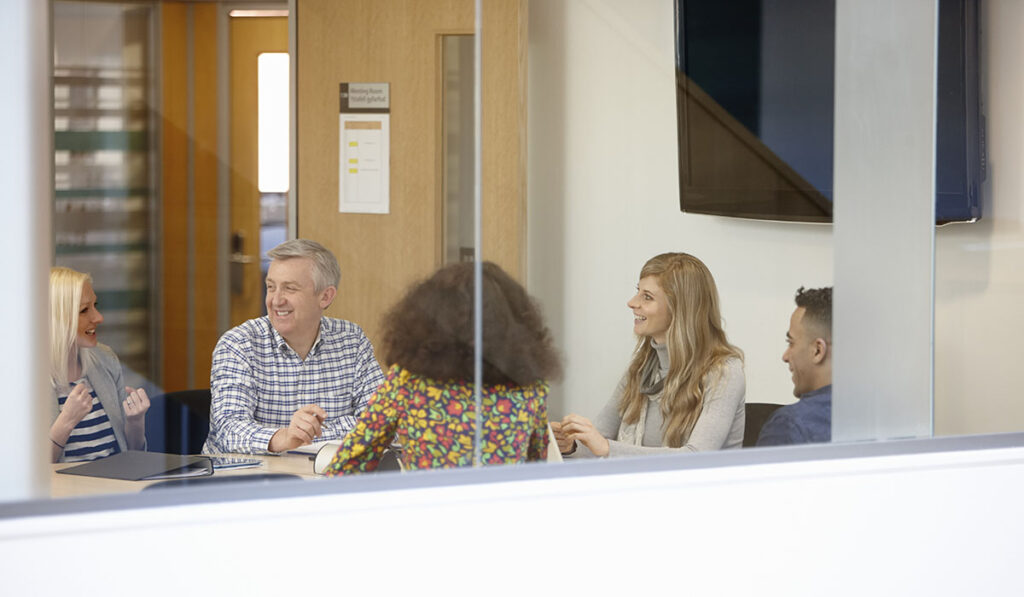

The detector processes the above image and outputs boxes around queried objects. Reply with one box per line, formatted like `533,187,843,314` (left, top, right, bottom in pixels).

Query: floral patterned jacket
324,364,550,475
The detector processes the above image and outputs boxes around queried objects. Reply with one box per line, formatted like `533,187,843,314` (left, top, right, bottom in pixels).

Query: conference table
50,428,561,498
50,452,321,499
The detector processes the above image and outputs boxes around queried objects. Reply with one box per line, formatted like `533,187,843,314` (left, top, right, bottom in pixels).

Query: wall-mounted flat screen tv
674,0,983,224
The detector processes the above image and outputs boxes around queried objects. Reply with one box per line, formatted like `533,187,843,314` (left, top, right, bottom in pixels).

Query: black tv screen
674,0,983,224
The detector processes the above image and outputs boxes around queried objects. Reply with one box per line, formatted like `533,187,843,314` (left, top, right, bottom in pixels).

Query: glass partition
42,0,530,500
934,1,1023,437
53,0,157,393
46,0,300,496
529,0,833,457
24,0,1024,509
442,35,475,265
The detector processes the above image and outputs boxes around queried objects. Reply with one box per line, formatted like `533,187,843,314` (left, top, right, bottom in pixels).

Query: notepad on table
56,451,213,481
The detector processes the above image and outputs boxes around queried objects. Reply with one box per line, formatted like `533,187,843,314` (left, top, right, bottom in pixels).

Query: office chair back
743,402,784,447
159,389,212,455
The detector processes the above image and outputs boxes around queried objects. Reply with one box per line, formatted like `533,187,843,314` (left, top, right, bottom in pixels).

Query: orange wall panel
161,3,188,392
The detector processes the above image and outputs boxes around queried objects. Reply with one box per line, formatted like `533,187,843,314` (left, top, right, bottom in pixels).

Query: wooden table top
50,452,320,499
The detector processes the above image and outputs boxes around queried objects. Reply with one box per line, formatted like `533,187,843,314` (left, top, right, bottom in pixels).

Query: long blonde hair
619,253,742,447
50,267,92,388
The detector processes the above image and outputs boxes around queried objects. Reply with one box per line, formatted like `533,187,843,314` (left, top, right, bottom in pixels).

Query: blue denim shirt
756,385,832,446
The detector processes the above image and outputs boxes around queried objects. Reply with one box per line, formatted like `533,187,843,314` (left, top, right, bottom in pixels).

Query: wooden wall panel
296,0,526,355
161,3,188,391
192,4,219,386
229,17,288,327
161,3,224,391
481,0,528,278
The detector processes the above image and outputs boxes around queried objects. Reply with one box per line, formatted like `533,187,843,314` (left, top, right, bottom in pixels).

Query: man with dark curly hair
757,286,832,446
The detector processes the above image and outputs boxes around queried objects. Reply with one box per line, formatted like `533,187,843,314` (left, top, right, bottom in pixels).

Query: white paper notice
339,114,390,214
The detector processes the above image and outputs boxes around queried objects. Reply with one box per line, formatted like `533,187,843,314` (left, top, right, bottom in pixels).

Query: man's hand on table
268,404,327,452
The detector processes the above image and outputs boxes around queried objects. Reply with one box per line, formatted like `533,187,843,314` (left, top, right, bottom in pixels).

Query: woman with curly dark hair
323,261,562,474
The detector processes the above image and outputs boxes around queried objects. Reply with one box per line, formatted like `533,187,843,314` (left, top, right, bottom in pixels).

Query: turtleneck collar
651,339,670,377
639,339,671,396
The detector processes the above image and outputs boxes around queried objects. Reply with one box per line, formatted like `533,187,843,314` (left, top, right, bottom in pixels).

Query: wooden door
161,2,220,391
229,16,288,326
296,0,527,353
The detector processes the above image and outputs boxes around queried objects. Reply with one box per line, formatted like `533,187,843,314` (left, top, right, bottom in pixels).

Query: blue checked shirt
203,316,385,454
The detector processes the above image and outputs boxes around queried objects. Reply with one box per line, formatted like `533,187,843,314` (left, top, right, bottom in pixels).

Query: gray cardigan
49,344,131,461
574,344,746,457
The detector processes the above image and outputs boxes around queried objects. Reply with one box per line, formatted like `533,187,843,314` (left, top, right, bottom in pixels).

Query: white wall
934,0,1024,435
528,0,1024,437
4,444,1024,593
528,0,832,418
1,0,51,501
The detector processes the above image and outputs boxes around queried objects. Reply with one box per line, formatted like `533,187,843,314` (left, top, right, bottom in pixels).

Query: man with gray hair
204,239,385,454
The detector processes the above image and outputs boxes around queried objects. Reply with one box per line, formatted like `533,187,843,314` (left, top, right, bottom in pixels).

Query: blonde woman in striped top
48,267,149,462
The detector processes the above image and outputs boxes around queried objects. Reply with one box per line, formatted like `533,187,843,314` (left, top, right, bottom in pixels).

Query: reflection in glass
52,1,157,389
442,35,475,264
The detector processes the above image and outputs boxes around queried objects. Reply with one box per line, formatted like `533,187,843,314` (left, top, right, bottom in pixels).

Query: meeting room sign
339,82,390,214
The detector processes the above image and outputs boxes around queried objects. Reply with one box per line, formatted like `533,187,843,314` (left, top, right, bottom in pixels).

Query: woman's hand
57,383,93,428
51,383,93,461
550,421,576,455
123,387,150,450
123,387,151,420
558,414,610,457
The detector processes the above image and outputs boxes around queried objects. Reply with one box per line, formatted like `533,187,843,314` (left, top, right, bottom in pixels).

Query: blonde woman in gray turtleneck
553,253,745,458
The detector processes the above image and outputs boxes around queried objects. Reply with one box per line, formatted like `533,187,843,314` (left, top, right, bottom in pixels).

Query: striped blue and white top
58,379,120,462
